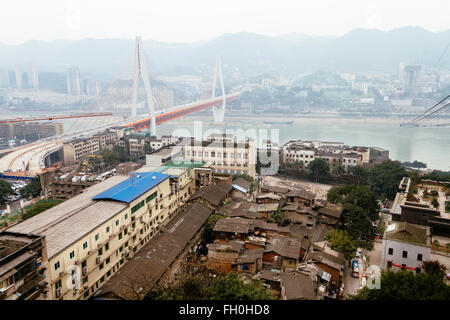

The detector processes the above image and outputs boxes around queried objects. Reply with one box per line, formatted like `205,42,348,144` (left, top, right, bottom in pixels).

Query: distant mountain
0,27,448,78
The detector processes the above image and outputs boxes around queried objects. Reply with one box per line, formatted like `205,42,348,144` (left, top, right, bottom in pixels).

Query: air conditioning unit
83,285,89,290
74,259,80,265
55,287,62,298
82,267,88,276
109,234,114,240
59,271,65,277
96,256,102,264
129,245,134,250
87,250,92,255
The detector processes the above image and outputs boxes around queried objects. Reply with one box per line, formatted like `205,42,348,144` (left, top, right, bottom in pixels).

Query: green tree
348,165,369,186
148,273,273,300
100,149,119,168
332,165,345,176
431,198,439,208
327,185,379,247
19,177,42,199
206,273,273,300
422,260,447,280
308,158,330,183
113,146,129,162
22,199,62,220
324,229,356,260
0,180,13,205
88,156,103,174
350,270,450,300
368,160,408,200
143,144,153,155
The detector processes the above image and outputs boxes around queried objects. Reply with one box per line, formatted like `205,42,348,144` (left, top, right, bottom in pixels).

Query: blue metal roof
92,172,170,204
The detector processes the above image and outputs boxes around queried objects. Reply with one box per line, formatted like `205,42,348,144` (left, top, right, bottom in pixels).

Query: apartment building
63,137,100,165
281,140,382,169
180,135,257,177
93,131,118,150
6,170,194,300
0,122,64,140
0,232,47,300
63,130,118,164
283,145,315,166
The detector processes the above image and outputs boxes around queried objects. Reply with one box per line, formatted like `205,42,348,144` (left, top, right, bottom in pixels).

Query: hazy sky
1,0,449,44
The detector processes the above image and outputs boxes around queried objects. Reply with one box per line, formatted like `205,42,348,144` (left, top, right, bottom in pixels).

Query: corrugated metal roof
92,172,170,204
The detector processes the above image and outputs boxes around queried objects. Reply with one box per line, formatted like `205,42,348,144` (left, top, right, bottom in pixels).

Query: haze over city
1,0,449,44
0,0,450,307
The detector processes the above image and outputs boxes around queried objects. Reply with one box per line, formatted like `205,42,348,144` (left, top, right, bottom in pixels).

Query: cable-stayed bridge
0,37,241,177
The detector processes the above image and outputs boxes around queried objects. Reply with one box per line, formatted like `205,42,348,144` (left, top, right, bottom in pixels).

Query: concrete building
181,135,257,177
0,232,47,300
0,122,63,140
63,137,100,165
6,170,195,300
283,145,315,166
381,222,431,273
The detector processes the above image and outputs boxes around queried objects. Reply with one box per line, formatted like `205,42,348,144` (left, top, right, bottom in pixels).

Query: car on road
352,259,359,278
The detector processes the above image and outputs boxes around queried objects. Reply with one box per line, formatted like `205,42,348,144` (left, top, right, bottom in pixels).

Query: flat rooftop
7,175,129,259
93,172,170,204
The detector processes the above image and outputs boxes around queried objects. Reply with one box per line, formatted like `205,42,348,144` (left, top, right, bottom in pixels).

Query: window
105,243,109,251
146,191,157,203
54,261,61,271
118,232,122,240
83,242,88,250
388,248,393,255
106,257,110,264
95,234,99,241
99,263,104,270
416,267,421,274
55,280,62,289
387,261,392,268
124,213,128,220
417,254,423,261
402,251,408,258
69,251,75,259
115,219,119,226
131,200,144,214
106,226,110,233
98,248,103,256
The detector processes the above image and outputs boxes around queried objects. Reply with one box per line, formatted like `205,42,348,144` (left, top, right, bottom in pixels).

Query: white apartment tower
67,67,82,96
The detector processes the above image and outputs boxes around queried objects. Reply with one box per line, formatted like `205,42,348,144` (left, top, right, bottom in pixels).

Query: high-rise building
27,62,39,90
66,67,82,96
403,65,421,98
398,62,405,82
15,65,22,89
0,69,10,88
85,79,101,97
